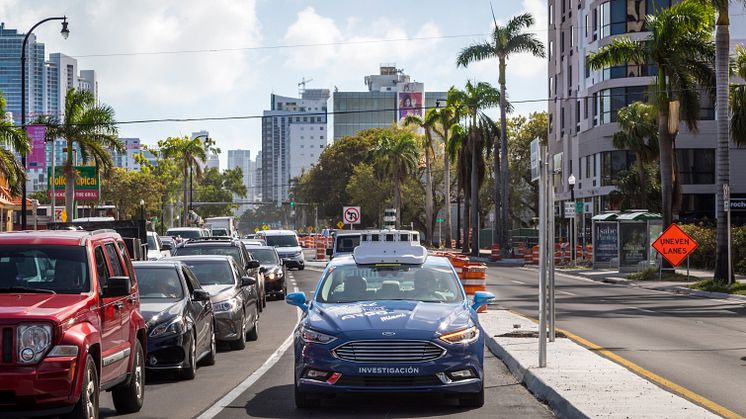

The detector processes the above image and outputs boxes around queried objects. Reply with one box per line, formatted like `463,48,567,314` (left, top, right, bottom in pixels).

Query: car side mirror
286,291,308,312
246,260,260,269
241,276,256,287
471,291,495,311
161,243,172,251
193,289,211,302
105,276,131,298
326,249,333,256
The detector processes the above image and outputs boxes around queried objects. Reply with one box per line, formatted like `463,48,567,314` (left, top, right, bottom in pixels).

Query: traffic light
290,200,295,207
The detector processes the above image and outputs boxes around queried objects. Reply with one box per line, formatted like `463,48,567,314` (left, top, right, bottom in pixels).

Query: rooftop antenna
298,77,313,96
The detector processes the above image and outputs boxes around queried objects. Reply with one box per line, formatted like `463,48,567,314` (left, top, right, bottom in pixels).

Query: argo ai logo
381,331,396,336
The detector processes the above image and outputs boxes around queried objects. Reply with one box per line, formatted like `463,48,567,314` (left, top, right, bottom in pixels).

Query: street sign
575,201,584,214
254,227,259,233
652,224,698,267
48,166,100,201
307,226,314,233
342,206,361,224
436,217,444,223
262,224,268,231
530,138,540,182
55,208,67,223
336,221,345,229
724,183,730,212
564,202,575,218
583,202,593,215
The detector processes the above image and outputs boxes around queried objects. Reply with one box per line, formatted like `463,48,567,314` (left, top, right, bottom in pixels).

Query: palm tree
404,110,439,246
457,12,545,256
612,102,659,208
370,128,420,228
0,93,29,195
160,136,211,226
731,45,746,145
38,89,121,219
587,0,715,235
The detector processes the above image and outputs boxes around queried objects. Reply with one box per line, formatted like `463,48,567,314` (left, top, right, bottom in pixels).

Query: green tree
36,89,121,218
102,168,165,220
404,109,439,245
457,12,545,256
609,161,662,213
506,112,548,227
612,102,659,208
346,163,390,227
193,167,247,218
159,135,214,226
587,0,715,236
0,93,29,194
370,128,420,228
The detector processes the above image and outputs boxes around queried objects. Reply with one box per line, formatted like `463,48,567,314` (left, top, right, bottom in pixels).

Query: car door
104,241,132,378
182,266,212,352
232,261,256,323
94,245,125,383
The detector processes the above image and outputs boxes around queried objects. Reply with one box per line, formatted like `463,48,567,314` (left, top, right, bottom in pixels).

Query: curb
484,334,588,419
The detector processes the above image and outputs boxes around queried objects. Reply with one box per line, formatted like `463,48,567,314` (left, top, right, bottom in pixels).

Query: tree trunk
462,187,470,254
658,111,674,270
494,131,502,250
444,127,453,248
394,161,402,229
636,152,646,208
471,131,480,257
424,131,434,246
671,138,682,219
64,140,74,221
182,162,189,227
499,58,510,257
714,15,731,282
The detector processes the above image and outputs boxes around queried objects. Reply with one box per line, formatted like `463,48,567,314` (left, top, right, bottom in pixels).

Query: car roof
133,260,181,269
0,229,121,246
166,255,234,262
259,230,296,235
328,254,451,268
245,245,275,251
180,240,239,246
167,227,204,231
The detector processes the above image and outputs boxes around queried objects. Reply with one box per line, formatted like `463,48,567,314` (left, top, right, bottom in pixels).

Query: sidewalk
480,308,721,418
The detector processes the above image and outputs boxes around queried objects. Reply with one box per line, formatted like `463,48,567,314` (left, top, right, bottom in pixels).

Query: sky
1,0,549,168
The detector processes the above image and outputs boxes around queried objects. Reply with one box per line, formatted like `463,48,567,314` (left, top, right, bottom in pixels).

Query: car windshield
265,235,299,247
167,229,202,239
180,260,235,286
134,267,184,300
174,246,242,266
212,228,229,236
146,235,157,249
335,235,361,254
0,245,89,294
248,249,279,264
316,264,462,303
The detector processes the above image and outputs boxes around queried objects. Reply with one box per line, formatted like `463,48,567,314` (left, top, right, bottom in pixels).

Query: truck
204,217,237,238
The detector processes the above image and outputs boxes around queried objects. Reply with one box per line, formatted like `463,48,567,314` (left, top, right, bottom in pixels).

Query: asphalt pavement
486,266,746,417
97,267,552,418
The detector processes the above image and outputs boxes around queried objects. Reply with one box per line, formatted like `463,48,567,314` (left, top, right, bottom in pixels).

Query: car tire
294,377,320,408
202,326,217,366
230,313,247,350
63,354,99,419
459,381,485,408
262,291,267,308
179,333,197,380
246,316,258,341
112,340,145,414
298,265,305,271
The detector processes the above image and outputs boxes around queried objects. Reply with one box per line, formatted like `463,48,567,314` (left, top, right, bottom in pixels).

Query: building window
601,150,636,186
678,149,715,184
320,135,325,139
575,99,581,132
320,127,324,130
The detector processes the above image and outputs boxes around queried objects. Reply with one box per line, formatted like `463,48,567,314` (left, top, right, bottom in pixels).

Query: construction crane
298,77,313,96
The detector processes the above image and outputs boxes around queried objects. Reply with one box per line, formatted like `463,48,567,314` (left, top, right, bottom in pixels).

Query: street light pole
568,174,576,267
20,16,69,230
140,199,145,221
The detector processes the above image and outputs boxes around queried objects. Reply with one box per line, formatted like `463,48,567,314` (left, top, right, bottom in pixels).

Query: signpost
436,217,444,248
383,208,396,229
651,224,699,267
262,224,268,231
724,184,732,285
336,221,345,230
342,206,361,228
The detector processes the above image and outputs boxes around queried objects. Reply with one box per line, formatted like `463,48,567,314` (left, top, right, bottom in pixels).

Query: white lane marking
628,306,655,313
197,286,301,419
511,280,526,285
557,290,577,296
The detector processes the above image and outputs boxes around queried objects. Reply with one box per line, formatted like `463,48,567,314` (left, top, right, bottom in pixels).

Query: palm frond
457,42,496,67
505,33,545,58
587,37,646,70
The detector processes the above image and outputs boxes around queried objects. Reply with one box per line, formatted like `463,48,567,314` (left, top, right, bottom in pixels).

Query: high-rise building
0,23,46,122
333,64,447,141
261,88,330,203
228,149,252,215
548,0,746,224
205,153,220,171
254,151,262,202
111,138,143,171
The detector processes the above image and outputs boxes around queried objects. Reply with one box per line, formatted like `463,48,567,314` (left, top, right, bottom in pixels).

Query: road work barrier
461,262,488,313
490,244,502,262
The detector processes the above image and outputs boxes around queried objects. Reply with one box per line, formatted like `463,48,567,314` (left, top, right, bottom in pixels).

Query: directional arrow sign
652,224,698,267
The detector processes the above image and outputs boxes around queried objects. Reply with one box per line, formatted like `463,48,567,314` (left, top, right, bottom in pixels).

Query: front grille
2,328,12,363
333,340,445,363
336,375,441,387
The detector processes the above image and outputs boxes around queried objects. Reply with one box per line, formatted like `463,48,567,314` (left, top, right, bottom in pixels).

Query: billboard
48,166,100,201
25,125,46,169
398,82,424,120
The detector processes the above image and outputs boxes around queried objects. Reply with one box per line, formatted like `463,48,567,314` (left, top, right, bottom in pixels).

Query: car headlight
268,272,276,280
213,297,239,313
300,326,337,344
17,324,52,364
439,326,480,345
149,316,187,338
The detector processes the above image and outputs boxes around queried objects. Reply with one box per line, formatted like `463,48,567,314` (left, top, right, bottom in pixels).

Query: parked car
0,230,147,417
172,237,266,310
166,227,210,241
167,256,259,350
246,245,287,299
146,231,173,260
160,235,181,249
133,261,216,380
255,230,305,270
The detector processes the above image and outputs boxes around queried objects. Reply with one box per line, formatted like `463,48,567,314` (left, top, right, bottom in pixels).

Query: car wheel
246,315,258,341
294,376,320,408
459,381,484,408
112,340,145,414
230,313,247,350
63,354,99,419
179,333,197,380
298,265,305,271
202,326,217,366
262,290,267,308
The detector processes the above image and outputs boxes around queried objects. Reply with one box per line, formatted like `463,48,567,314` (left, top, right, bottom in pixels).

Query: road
486,266,746,417
99,267,552,419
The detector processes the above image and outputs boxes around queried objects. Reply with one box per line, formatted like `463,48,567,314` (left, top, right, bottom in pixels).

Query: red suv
0,230,147,418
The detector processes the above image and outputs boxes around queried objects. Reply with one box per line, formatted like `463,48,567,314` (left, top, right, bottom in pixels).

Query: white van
255,230,304,270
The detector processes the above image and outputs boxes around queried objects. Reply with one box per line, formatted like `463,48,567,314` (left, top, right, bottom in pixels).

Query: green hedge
678,223,746,275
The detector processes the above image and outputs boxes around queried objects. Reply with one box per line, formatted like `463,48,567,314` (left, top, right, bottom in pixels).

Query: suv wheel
112,340,145,414
246,316,258,341
63,354,98,419
230,313,247,350
179,332,197,380
202,327,217,366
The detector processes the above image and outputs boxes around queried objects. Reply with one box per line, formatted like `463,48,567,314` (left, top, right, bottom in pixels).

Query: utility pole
538,142,548,368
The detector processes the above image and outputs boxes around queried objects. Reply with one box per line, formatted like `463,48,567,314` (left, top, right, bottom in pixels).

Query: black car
246,246,287,299
168,255,260,350
173,237,267,310
133,261,216,380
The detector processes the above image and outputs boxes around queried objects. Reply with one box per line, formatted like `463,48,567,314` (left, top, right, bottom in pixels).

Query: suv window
264,235,299,247
117,242,134,277
105,243,125,277
0,245,89,294
94,246,111,289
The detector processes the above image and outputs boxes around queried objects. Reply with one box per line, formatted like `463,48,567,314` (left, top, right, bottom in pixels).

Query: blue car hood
307,300,471,335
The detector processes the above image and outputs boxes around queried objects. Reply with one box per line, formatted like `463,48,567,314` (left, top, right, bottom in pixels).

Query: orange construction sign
651,224,698,267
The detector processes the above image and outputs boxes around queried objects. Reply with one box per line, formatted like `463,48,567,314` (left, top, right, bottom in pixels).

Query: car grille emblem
381,331,396,336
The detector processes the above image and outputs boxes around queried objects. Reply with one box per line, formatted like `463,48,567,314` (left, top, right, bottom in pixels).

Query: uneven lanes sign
651,224,698,267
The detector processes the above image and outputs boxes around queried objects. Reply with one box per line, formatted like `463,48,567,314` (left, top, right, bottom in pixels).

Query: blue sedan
286,244,494,408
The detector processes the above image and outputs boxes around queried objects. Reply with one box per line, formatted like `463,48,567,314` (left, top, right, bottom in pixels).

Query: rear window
174,245,242,266
248,248,279,265
167,229,202,239
0,245,90,294
135,267,184,300
264,235,298,247
335,235,360,254
179,260,235,286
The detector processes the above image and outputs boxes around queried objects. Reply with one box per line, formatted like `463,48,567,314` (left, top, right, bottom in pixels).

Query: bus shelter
591,211,662,272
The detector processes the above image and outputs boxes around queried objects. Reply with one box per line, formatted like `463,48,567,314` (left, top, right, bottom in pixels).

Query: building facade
261,89,330,203
111,138,143,171
227,149,253,215
333,64,447,141
548,0,746,231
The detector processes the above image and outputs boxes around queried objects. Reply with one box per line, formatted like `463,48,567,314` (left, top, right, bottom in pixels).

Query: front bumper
0,356,79,415
264,274,286,294
146,330,192,370
279,254,304,268
214,309,243,341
